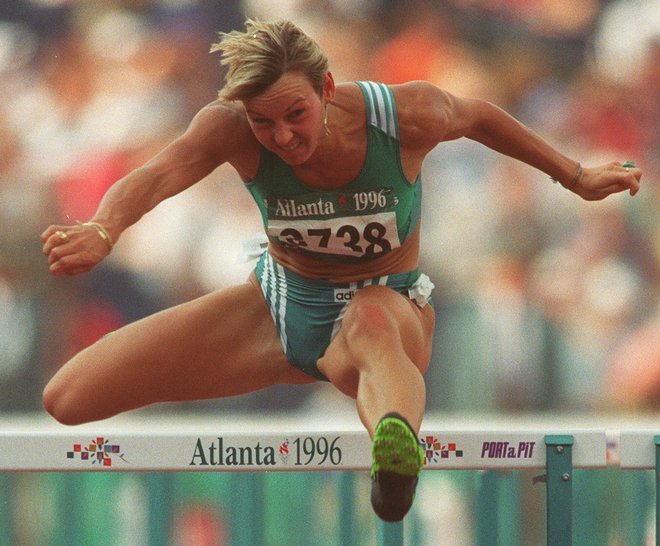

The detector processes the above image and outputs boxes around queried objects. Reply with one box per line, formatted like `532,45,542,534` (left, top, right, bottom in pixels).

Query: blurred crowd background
0,0,658,415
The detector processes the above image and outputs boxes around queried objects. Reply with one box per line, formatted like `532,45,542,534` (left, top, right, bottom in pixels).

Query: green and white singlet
245,81,422,263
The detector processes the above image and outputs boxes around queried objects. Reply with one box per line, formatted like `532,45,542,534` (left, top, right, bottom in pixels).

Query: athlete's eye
288,109,305,120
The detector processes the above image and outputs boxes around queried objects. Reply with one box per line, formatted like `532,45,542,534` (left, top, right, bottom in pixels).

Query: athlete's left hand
573,161,642,201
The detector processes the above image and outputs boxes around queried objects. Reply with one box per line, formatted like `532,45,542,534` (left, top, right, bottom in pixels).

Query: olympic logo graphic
67,437,128,467
419,435,463,465
279,439,290,464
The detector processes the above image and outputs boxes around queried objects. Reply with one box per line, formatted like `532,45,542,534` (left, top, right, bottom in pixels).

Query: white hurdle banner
0,413,658,546
0,414,622,472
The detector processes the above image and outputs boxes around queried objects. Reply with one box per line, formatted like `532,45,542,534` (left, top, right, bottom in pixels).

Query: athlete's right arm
91,102,249,242
42,102,250,276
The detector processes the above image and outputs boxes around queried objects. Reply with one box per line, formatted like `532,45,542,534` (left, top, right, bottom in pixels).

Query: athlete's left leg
316,284,434,436
317,285,434,522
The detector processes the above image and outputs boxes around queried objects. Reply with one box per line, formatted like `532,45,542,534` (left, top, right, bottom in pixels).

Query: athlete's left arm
395,81,642,201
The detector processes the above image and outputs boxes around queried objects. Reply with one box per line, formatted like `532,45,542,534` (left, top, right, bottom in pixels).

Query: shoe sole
371,417,423,477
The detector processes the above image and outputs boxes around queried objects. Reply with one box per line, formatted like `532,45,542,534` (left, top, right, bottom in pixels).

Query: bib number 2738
267,212,400,259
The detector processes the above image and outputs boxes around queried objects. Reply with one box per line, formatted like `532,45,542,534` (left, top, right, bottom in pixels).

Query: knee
42,378,83,426
342,294,400,349
339,288,433,374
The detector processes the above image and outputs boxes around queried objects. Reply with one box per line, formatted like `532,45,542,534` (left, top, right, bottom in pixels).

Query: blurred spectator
371,3,457,84
605,314,660,410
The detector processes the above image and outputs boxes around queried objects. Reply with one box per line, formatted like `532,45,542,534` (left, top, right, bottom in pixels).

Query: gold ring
55,230,68,241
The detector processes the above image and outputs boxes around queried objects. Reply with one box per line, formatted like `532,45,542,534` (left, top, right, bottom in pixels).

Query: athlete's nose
273,125,294,147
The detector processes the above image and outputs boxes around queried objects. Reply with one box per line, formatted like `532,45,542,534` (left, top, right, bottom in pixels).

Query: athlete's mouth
279,141,301,153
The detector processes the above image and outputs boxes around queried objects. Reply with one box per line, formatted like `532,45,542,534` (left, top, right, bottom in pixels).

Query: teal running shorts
254,251,433,380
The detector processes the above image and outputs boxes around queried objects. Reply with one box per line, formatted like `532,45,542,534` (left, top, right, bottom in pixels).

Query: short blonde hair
211,19,329,101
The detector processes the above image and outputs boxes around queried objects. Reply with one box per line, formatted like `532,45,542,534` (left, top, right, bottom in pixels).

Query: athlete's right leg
43,275,315,425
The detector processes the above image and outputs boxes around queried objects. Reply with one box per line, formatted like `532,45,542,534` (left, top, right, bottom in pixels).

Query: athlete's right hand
41,223,111,276
572,161,642,201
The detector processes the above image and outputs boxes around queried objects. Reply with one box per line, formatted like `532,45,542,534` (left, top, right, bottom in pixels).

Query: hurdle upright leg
545,435,574,546
475,470,499,545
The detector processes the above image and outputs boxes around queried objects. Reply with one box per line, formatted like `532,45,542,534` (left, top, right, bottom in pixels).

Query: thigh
44,274,315,423
317,285,435,397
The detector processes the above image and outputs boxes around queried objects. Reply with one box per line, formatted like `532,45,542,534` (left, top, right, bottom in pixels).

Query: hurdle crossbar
0,414,616,472
1,413,657,546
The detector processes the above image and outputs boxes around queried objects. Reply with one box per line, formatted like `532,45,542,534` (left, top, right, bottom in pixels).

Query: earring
323,106,331,136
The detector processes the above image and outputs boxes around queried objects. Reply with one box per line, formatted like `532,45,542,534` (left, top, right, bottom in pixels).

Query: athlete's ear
323,72,335,103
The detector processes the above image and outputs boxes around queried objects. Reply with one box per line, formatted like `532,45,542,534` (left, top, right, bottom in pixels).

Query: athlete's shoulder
390,81,449,124
334,80,443,114
183,99,259,169
189,99,252,140
333,82,367,110
389,81,452,150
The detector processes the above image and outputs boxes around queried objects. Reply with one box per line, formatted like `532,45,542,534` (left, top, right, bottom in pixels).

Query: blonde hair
211,19,329,101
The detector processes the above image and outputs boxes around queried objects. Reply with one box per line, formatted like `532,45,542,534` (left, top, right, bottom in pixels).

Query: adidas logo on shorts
333,289,356,302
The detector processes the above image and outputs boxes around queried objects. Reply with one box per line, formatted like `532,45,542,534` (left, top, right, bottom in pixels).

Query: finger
49,263,68,275
48,254,90,276
41,225,65,243
47,242,74,266
605,181,632,195
43,231,70,256
621,169,641,196
43,235,59,256
50,264,92,276
50,261,94,276
586,181,630,200
620,161,641,176
630,169,642,195
48,257,67,274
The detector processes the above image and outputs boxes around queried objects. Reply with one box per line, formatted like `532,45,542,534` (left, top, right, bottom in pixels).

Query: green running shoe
370,412,424,522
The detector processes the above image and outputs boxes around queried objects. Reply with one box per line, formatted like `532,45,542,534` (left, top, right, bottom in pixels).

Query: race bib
267,212,400,259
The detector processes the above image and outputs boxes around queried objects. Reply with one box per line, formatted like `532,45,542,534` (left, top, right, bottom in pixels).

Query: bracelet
551,163,583,189
77,221,114,251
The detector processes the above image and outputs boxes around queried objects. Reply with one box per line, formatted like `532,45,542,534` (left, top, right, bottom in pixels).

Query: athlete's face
243,71,334,165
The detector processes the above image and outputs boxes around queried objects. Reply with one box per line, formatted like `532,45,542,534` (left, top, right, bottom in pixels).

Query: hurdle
0,413,657,545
